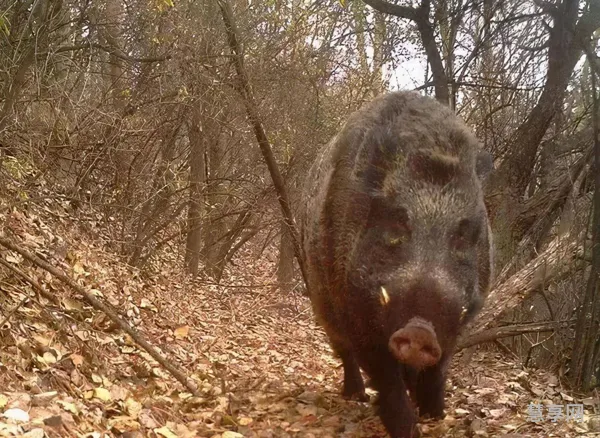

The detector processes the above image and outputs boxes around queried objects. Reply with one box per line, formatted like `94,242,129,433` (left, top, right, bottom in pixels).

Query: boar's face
346,130,490,366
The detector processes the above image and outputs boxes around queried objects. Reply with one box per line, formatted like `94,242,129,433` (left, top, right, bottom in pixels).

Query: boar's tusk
459,306,467,323
380,286,390,305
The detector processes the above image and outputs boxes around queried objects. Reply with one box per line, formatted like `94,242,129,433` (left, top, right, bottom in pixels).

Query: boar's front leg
414,357,449,419
336,347,368,402
377,384,418,438
363,353,418,438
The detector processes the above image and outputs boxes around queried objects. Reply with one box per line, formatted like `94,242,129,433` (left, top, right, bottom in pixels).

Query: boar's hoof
342,387,369,402
341,374,369,401
389,319,441,368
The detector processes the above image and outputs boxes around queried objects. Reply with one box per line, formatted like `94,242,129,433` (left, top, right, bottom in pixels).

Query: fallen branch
458,319,575,350
0,237,201,396
0,256,60,305
466,233,583,335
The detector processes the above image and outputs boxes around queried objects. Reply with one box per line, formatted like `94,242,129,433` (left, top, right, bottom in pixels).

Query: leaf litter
0,192,599,437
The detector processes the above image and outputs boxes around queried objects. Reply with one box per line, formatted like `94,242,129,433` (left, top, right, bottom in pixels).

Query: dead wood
458,319,575,350
465,233,583,336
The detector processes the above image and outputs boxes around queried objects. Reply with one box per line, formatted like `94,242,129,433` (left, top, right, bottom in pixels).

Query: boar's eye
368,199,411,247
383,223,411,247
451,218,481,250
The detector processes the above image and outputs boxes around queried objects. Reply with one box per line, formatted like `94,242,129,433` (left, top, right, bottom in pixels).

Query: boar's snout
388,317,441,368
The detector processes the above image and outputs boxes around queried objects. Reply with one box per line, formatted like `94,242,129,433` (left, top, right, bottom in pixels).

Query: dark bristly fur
298,91,494,438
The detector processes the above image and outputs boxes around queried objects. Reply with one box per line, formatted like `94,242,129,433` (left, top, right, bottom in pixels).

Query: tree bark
213,210,254,282
372,10,388,96
129,124,181,266
277,219,295,293
202,132,227,279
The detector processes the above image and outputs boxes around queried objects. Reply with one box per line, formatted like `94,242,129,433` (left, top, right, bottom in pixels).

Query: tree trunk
213,210,254,282
202,134,226,279
485,0,598,268
363,0,450,104
184,106,207,276
352,2,369,76
570,52,600,390
466,234,583,336
0,0,54,136
128,123,181,266
277,219,295,293
372,10,387,96
217,0,310,290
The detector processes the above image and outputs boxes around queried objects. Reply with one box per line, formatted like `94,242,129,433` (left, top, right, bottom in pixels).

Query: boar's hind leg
337,347,368,402
414,360,447,419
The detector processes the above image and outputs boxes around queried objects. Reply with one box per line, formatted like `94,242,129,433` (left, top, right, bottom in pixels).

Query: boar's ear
475,150,494,180
361,130,402,192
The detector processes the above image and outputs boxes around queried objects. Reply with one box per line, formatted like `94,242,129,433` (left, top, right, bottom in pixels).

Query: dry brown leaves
0,194,599,437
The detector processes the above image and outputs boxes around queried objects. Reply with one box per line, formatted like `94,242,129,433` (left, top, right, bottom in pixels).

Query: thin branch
46,43,173,63
414,80,543,92
0,294,30,328
0,257,60,305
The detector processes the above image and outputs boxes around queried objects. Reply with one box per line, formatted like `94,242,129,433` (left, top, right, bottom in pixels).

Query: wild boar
298,91,494,438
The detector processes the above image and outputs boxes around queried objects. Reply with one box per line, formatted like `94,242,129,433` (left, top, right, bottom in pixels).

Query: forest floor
0,191,599,438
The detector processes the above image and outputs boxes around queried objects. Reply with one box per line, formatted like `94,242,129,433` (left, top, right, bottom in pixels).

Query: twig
0,237,201,396
0,257,60,305
48,43,173,63
0,295,29,328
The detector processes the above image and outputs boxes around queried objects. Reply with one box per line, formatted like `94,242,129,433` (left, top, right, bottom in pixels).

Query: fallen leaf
42,351,57,365
3,408,30,422
33,335,51,347
57,400,79,414
155,426,178,438
222,432,244,438
560,392,574,401
5,254,21,264
489,408,505,418
72,262,86,275
174,326,190,339
75,331,89,341
62,298,84,311
93,387,111,402
23,428,45,438
70,354,84,366
125,398,142,417
238,417,253,426
140,299,157,312
91,374,103,384
31,392,58,407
